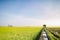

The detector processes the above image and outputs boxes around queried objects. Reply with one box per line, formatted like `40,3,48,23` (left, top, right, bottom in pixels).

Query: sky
0,0,60,26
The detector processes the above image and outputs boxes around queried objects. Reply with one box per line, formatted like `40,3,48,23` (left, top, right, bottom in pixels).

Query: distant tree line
8,24,12,27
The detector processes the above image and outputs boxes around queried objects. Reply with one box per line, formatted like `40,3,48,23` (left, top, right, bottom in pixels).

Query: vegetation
47,27,60,34
0,26,42,40
46,27,60,40
46,29,59,40
0,26,60,40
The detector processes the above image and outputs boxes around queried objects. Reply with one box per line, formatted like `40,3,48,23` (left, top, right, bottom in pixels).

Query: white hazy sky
0,0,60,26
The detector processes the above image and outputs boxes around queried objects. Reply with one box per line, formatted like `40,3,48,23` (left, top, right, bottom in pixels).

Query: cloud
0,13,44,26
1,12,60,26
0,1,60,26
18,1,60,19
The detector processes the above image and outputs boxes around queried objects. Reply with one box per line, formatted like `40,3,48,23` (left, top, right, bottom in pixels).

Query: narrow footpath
39,29,48,40
35,25,48,40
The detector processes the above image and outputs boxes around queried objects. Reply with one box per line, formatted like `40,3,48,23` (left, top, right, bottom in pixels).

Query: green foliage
46,30,59,40
0,27,42,40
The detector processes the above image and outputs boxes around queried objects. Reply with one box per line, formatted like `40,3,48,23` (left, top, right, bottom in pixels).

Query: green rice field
0,26,60,40
0,26,42,40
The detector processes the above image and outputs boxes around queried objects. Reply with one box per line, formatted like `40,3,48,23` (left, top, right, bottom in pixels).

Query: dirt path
35,29,48,40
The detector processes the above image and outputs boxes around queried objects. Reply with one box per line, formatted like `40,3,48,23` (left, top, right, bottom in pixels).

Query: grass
0,26,42,40
46,27,60,40
46,29,59,40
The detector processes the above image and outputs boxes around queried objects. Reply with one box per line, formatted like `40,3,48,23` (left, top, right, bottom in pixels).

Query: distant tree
43,24,46,28
8,24,12,27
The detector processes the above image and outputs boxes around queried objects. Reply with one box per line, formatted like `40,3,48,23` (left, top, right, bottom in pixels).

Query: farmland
0,26,60,40
46,27,60,40
47,27,60,34
0,26,42,40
